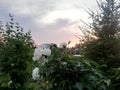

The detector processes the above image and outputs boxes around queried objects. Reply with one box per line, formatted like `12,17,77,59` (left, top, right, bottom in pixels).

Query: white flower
42,48,51,56
73,54,81,57
33,47,43,61
59,42,67,48
33,44,51,62
32,67,40,80
62,61,67,65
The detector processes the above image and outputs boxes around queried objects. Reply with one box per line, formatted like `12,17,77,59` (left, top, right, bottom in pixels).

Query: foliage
84,38,120,68
82,0,120,89
33,44,109,90
90,0,120,39
83,0,120,67
0,15,34,90
107,68,120,90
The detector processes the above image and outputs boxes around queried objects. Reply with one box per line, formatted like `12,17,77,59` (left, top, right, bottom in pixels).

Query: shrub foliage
0,15,34,90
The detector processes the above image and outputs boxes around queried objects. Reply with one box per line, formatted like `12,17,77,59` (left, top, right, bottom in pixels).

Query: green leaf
75,82,84,90
104,79,111,86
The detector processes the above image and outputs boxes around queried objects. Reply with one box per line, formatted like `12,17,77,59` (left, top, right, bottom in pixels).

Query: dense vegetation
0,15,34,90
83,0,120,89
84,0,120,68
0,0,120,90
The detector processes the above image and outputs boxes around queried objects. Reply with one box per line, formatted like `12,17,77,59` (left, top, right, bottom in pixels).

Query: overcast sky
0,0,98,46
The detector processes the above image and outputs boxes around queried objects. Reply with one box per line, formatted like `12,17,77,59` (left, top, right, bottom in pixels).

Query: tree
0,15,34,90
84,0,120,68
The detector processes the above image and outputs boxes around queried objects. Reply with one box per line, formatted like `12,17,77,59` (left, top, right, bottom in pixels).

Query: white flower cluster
33,44,51,61
32,67,40,80
59,42,67,48
32,44,51,80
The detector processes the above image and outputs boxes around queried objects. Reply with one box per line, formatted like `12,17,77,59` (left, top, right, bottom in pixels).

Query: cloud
0,0,97,22
0,0,57,16
0,0,97,46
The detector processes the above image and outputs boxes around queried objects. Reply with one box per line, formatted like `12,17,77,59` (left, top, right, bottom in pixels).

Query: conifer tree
84,0,120,68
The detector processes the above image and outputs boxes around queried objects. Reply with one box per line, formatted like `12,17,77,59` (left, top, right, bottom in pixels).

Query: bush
32,44,109,90
0,15,34,90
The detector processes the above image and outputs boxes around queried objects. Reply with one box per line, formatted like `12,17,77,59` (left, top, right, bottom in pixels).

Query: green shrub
33,44,109,90
0,15,34,90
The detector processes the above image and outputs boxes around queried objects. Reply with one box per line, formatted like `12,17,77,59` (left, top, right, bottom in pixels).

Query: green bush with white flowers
32,43,110,90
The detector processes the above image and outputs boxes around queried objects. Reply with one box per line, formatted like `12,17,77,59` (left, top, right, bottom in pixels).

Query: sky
0,0,98,47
